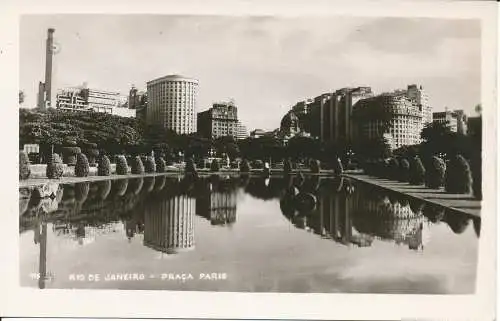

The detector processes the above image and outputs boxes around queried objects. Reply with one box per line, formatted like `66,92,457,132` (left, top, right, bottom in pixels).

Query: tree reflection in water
19,174,481,283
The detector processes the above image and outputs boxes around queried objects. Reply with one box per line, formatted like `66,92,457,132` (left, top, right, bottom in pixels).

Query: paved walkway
345,174,481,217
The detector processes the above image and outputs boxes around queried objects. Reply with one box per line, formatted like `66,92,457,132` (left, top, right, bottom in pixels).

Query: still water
19,174,479,293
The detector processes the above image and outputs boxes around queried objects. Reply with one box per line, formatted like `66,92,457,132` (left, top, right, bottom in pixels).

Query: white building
147,74,198,134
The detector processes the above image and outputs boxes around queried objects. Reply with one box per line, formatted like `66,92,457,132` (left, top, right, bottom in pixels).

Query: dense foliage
19,151,31,180
408,156,425,185
74,153,90,177
97,155,111,176
131,156,145,174
116,155,129,175
46,153,64,179
425,156,446,189
62,146,81,166
445,154,473,194
388,158,400,180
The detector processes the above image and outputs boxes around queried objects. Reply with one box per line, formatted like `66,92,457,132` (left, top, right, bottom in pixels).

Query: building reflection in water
195,176,238,226
279,176,441,250
143,192,196,254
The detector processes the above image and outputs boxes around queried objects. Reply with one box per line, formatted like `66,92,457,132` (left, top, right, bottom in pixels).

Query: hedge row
362,154,477,196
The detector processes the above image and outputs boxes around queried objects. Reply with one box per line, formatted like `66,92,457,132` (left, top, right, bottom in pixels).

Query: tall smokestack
44,28,55,108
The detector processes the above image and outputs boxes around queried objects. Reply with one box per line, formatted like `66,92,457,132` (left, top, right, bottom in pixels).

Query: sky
20,15,481,131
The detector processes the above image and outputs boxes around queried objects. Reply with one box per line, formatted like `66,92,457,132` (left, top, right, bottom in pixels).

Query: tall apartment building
146,74,198,134
143,195,196,254
237,121,249,140
352,91,423,149
197,102,239,139
433,109,468,134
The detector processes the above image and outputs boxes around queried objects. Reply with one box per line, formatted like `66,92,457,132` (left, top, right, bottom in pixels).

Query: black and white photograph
1,0,497,320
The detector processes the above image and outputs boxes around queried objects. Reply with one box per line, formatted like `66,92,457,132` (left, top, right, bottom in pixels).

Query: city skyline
20,15,481,130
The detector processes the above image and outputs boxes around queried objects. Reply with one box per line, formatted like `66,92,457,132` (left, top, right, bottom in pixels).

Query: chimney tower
44,28,55,108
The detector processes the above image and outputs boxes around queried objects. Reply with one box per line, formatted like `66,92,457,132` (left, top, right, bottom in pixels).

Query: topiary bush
283,158,293,174
116,155,129,175
97,155,111,176
46,153,64,179
471,154,482,200
388,158,400,180
131,156,145,174
61,146,81,166
425,156,446,189
87,148,99,166
445,154,473,194
210,159,220,172
408,156,426,185
19,150,31,180
398,158,410,182
309,159,320,174
185,157,197,174
74,153,90,177
240,159,251,173
144,156,156,173
333,157,343,176
156,157,167,173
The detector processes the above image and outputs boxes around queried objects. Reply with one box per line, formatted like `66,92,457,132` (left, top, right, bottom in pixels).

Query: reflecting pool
19,174,479,293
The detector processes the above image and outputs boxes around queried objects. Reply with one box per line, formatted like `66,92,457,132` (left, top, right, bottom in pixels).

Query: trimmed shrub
471,154,482,200
97,155,111,176
156,157,167,173
283,159,293,174
240,159,251,173
309,159,320,174
144,156,156,173
210,159,220,172
425,156,446,189
116,155,129,175
333,157,343,176
74,153,90,177
388,158,400,180
185,158,197,174
46,153,64,179
445,154,473,194
131,156,145,174
19,151,31,180
61,146,81,166
408,156,426,185
398,158,410,182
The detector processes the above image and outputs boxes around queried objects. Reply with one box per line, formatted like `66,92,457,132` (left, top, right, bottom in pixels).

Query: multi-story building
433,109,468,134
407,84,432,125
146,74,198,134
143,195,196,254
196,179,237,226
352,91,423,150
236,121,249,140
128,85,148,122
56,87,88,110
55,84,136,118
197,102,239,139
285,87,373,143
320,87,374,144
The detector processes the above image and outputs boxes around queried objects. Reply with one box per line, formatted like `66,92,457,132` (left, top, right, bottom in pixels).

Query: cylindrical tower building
146,74,198,134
